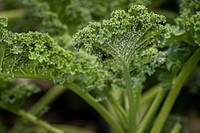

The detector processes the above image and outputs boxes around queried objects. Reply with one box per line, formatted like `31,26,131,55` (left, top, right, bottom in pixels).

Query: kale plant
0,0,199,133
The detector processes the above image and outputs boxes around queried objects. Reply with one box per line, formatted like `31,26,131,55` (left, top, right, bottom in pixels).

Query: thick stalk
29,85,66,114
110,100,128,124
140,83,161,106
134,87,142,119
0,101,65,133
136,88,167,133
137,84,161,122
99,43,136,132
122,61,135,133
170,123,181,133
107,100,128,130
150,47,200,133
64,82,124,133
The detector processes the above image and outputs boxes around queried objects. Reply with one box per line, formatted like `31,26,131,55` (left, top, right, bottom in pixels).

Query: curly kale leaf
192,12,200,45
20,0,111,49
174,12,200,45
22,0,111,35
0,17,8,28
22,0,67,35
173,0,200,45
22,0,152,36
73,5,168,76
159,0,200,85
0,16,112,90
179,0,200,18
20,0,153,50
0,18,73,83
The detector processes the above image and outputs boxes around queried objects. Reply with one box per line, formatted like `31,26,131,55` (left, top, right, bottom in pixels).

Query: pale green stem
111,100,128,124
97,43,136,133
140,83,161,106
64,82,124,133
136,87,168,133
29,85,66,114
150,47,200,133
122,62,136,133
108,100,128,130
170,123,182,133
0,101,65,133
137,84,161,122
134,87,142,118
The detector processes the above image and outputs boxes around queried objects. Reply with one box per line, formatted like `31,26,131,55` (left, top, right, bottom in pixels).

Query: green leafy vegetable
73,5,169,133
0,18,72,83
73,5,167,76
0,16,111,87
0,1,200,133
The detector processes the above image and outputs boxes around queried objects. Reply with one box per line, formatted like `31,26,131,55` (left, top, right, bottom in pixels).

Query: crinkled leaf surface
0,16,112,89
173,0,200,45
73,5,168,76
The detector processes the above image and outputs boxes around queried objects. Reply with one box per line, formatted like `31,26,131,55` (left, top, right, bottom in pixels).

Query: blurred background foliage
0,0,200,133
